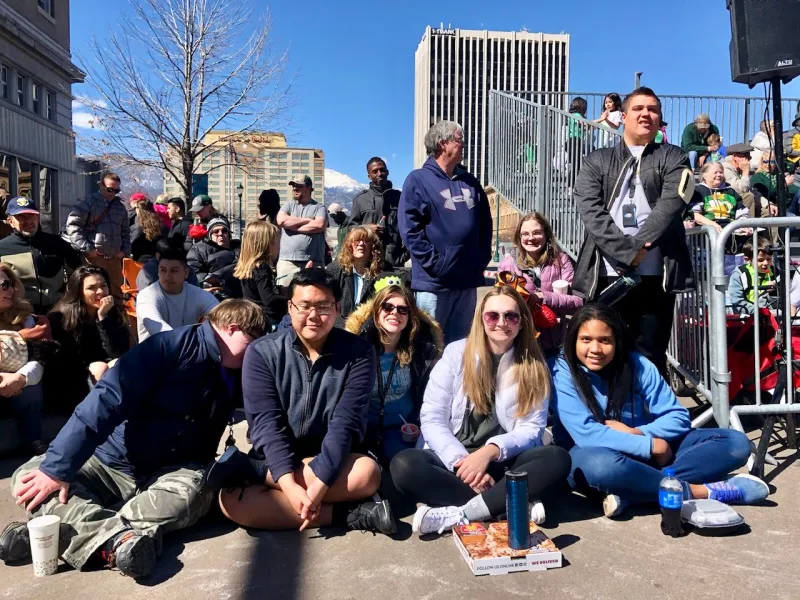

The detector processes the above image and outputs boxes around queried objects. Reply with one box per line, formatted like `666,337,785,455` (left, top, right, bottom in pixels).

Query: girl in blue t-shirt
550,303,769,518
345,278,443,464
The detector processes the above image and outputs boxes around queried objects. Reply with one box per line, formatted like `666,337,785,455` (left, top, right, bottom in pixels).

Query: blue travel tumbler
505,470,529,550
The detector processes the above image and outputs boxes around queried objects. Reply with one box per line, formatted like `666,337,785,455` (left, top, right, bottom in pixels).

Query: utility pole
634,72,643,89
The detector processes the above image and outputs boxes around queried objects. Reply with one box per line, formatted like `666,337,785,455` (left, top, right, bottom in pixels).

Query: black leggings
389,446,571,516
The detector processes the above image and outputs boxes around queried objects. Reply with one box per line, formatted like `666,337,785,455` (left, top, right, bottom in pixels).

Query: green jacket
681,123,720,154
750,171,800,202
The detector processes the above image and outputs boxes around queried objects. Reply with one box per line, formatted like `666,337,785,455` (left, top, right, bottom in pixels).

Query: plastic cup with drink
399,415,420,444
27,515,61,576
551,280,570,295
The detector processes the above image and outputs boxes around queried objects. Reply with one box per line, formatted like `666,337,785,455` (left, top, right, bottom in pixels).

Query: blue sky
69,0,800,185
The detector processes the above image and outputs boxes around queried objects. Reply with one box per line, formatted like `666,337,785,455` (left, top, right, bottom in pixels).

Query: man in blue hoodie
399,121,493,343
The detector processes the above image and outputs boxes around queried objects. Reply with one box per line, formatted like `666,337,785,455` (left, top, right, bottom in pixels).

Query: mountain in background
77,155,164,199
324,169,367,212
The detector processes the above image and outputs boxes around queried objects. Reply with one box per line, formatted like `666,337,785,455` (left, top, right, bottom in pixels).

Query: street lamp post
236,183,244,238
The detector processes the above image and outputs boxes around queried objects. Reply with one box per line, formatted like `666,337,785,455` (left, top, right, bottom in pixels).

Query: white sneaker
602,494,628,518
529,499,546,525
412,505,468,536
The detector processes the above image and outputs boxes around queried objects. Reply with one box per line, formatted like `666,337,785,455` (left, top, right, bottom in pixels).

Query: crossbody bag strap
375,355,399,445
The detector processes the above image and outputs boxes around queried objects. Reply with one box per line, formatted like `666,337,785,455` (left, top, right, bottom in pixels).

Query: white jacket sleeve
485,394,549,462
420,344,469,471
136,286,172,341
17,361,43,386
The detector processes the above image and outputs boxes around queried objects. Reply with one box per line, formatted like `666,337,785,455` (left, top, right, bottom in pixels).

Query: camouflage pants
11,455,212,571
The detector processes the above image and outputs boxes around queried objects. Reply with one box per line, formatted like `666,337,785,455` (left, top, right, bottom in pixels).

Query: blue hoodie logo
440,187,474,210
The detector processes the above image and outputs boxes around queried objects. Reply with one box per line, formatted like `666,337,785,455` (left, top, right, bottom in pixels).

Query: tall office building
414,26,570,185
0,0,84,232
163,131,324,230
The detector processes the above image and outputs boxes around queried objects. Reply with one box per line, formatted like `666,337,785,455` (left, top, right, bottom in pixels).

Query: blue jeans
568,428,751,505
10,383,43,442
415,288,477,344
688,150,698,170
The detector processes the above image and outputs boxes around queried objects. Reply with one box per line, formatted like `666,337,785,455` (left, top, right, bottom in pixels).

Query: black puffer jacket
573,141,696,299
345,298,444,425
187,239,241,297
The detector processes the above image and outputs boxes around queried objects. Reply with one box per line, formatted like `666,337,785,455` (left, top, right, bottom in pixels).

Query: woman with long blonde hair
390,285,570,536
234,220,286,329
326,225,384,326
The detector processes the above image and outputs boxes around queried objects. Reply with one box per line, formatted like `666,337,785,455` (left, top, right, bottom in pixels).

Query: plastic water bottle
658,468,685,537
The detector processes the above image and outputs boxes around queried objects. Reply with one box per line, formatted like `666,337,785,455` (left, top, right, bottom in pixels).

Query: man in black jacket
0,197,81,313
187,218,241,297
214,268,396,535
167,198,194,251
573,87,695,374
348,157,409,270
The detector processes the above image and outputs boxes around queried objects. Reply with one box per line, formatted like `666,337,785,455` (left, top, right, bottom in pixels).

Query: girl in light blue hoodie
551,304,768,518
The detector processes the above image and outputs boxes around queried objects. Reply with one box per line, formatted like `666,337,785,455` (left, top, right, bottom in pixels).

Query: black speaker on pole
728,0,800,86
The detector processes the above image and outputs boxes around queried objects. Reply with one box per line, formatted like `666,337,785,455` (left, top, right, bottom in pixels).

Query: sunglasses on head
380,301,409,316
0,280,14,291
483,310,521,327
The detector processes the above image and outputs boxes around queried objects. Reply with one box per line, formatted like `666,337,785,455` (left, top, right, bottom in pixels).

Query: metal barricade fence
501,90,800,148
710,218,800,413
667,227,717,427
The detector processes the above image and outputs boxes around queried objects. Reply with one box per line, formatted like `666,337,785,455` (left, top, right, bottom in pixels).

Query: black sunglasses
0,280,14,291
380,301,409,316
106,187,121,194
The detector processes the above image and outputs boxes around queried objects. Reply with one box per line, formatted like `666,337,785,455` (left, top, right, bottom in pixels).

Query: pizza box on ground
453,521,563,576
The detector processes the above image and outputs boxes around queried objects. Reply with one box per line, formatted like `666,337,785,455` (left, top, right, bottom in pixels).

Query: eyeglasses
483,311,521,327
380,301,409,316
106,187,121,194
290,300,336,316
520,232,543,239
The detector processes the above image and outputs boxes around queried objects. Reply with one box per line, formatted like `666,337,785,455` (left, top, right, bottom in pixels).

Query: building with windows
163,131,324,231
0,0,84,232
414,26,570,186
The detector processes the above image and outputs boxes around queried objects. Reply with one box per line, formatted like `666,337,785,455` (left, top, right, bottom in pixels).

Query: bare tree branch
76,0,294,198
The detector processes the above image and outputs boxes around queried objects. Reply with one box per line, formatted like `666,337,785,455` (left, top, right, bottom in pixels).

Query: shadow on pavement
241,529,303,600
141,512,238,587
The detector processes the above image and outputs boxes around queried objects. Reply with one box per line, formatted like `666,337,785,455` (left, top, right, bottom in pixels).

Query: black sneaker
0,522,30,564
346,500,397,536
203,446,263,490
99,531,156,579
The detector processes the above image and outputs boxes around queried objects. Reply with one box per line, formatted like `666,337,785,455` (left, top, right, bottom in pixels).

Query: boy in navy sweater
215,269,396,535
399,121,493,343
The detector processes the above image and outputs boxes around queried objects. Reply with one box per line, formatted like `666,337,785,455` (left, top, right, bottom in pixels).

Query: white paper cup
27,515,61,577
552,280,570,295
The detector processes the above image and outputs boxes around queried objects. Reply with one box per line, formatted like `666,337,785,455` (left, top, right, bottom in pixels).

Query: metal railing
667,227,716,413
488,91,623,258
500,90,800,148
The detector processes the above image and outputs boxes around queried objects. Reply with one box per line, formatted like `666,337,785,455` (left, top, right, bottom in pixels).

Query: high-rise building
414,26,570,185
163,131,324,230
0,0,84,232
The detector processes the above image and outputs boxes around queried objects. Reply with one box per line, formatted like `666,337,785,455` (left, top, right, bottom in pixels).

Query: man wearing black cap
275,175,328,286
0,197,81,313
